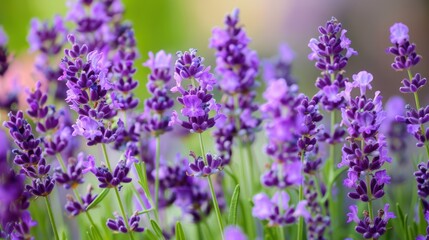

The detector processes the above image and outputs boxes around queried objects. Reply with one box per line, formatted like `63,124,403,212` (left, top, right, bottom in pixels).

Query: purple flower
0,26,9,76
143,50,171,71
181,95,205,117
187,151,223,177
352,71,373,96
224,226,247,240
263,43,296,86
389,23,409,45
107,212,144,233
252,191,309,226
72,116,102,140
374,170,391,185
346,205,360,223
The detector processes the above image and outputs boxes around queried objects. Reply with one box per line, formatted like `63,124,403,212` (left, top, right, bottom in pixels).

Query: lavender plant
3,2,429,240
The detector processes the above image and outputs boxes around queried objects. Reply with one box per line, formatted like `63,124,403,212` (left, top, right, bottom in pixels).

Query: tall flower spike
387,22,429,151
141,50,174,136
60,34,120,146
169,49,224,133
308,17,357,111
210,8,261,164
339,71,393,238
263,43,296,86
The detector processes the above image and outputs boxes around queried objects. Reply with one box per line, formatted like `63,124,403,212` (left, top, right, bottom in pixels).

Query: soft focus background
0,0,429,103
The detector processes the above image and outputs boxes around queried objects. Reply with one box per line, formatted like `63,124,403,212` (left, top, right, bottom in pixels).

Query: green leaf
228,184,240,225
145,229,158,240
150,219,164,239
62,231,67,240
396,203,405,227
175,221,186,240
86,188,110,211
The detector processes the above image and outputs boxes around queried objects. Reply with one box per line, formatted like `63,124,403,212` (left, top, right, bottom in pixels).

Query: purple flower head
374,169,391,185
55,153,94,189
107,212,144,233
72,116,102,139
224,226,247,240
261,161,303,188
143,50,171,73
347,205,360,223
352,71,373,96
187,151,223,177
65,186,96,216
386,22,421,71
348,204,395,239
389,23,409,45
252,191,309,226
28,15,67,55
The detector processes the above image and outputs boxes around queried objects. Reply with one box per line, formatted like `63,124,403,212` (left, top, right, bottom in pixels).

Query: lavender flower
91,152,136,189
141,50,174,136
55,153,94,189
308,17,357,111
252,191,309,226
387,23,420,71
60,34,121,146
347,204,395,239
339,71,393,237
65,186,96,216
169,49,224,133
107,212,144,233
187,151,223,177
224,226,247,240
210,9,261,164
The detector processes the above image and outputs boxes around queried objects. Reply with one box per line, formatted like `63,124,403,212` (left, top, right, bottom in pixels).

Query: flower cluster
346,204,395,239
169,49,224,133
28,16,68,99
252,191,309,226
187,151,223,177
3,111,55,197
387,23,429,149
65,186,96,216
107,212,145,233
0,27,18,111
339,71,395,238
308,17,357,112
210,9,261,164
141,50,174,136
59,34,120,145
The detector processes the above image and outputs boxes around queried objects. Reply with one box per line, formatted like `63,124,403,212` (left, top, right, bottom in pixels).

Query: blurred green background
1,0,428,102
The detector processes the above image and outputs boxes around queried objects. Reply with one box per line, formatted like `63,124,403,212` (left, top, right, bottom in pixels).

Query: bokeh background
0,0,428,103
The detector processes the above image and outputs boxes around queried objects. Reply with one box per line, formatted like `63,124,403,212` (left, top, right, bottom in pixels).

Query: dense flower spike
169,49,224,133
59,34,121,145
308,17,357,111
141,50,174,136
210,9,261,164
339,71,393,237
55,153,94,189
263,43,296,86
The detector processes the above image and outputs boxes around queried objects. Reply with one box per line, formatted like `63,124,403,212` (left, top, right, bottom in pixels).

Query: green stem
366,173,373,219
44,197,60,240
154,136,161,211
101,144,112,170
297,152,305,240
114,187,135,240
101,144,134,240
56,153,67,172
407,69,429,158
245,144,256,193
198,133,225,239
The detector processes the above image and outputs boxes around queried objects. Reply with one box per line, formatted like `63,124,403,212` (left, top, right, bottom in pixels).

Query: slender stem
101,144,112,170
114,187,135,240
407,69,429,157
297,152,305,240
245,144,256,193
154,136,161,211
366,173,373,219
56,153,67,172
101,144,134,240
45,197,60,240
198,133,225,239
